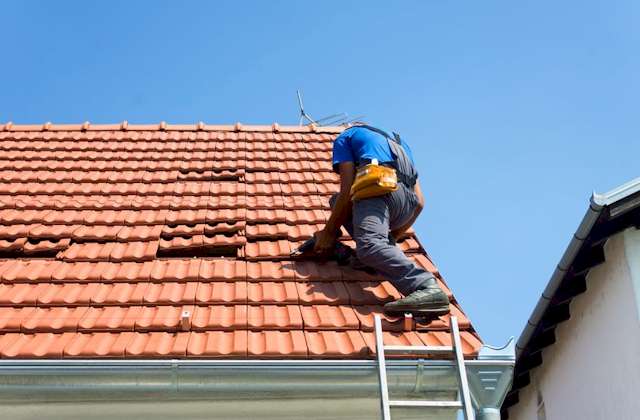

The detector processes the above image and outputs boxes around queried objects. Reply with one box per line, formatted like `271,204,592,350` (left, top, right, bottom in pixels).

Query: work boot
383,284,450,316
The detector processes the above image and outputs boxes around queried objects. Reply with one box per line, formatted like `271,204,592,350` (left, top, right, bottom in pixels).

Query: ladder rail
374,315,392,420
451,316,475,420
373,314,476,420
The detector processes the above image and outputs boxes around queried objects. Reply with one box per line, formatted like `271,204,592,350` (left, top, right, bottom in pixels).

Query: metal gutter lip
0,358,515,368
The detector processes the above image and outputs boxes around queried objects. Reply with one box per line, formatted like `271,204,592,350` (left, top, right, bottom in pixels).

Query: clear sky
2,1,638,345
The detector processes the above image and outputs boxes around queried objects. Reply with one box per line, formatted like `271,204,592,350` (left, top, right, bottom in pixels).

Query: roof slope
0,122,480,359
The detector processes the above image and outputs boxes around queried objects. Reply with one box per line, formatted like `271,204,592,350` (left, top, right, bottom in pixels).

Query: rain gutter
0,344,515,420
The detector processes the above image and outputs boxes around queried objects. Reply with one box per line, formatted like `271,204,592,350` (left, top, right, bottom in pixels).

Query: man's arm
313,161,355,254
390,179,425,240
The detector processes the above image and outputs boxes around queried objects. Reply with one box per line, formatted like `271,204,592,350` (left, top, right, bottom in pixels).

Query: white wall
509,227,640,420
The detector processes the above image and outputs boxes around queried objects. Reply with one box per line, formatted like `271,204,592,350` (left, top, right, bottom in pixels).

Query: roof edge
1,121,347,134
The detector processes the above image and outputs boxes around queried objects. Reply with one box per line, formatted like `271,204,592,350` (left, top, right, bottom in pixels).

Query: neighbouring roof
0,121,481,359
502,177,640,418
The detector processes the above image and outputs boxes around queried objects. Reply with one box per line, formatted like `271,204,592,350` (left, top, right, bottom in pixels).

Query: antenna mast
296,89,364,126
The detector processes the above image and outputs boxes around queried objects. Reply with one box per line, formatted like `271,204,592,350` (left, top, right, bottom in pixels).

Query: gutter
0,351,514,420
515,177,640,358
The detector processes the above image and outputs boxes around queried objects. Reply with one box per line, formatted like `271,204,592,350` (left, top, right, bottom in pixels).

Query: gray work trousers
330,184,436,296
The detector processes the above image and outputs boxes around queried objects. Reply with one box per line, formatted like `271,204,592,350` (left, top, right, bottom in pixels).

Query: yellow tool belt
350,160,398,201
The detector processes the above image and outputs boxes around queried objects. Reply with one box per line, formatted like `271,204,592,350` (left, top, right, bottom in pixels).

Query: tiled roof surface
0,122,481,359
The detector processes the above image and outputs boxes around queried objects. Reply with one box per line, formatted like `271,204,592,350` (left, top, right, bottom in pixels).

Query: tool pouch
350,161,398,201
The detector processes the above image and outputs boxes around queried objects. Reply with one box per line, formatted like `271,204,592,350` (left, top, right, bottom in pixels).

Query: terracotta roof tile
0,123,480,359
195,282,247,304
247,282,298,304
296,282,350,305
246,261,295,281
187,331,247,357
305,331,368,358
247,305,303,329
247,330,307,358
300,305,359,330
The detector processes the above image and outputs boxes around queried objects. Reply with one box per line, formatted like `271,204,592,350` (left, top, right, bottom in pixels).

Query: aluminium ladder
374,314,475,420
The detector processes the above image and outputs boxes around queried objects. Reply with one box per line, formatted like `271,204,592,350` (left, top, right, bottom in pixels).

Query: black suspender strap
355,125,418,187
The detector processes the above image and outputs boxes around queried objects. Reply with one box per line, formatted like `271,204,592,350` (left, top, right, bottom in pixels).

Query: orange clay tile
149,259,200,282
414,304,472,331
199,260,246,281
0,332,76,358
284,209,329,225
0,283,48,306
187,331,247,357
247,305,302,329
1,260,63,282
351,306,407,332
143,282,197,305
191,305,247,330
100,261,154,282
344,281,403,305
78,306,141,331
0,307,34,331
247,282,298,304
293,261,342,281
247,330,307,358
243,240,291,260
23,237,70,254
91,282,149,305
282,195,327,210
300,305,359,330
305,331,368,358
71,225,123,241
246,261,295,281
116,225,163,241
36,283,97,306
246,209,287,224
136,305,193,331
63,332,134,357
245,195,285,209
195,282,247,304
296,282,350,305
245,183,282,195
245,223,289,239
125,332,189,357
410,254,440,277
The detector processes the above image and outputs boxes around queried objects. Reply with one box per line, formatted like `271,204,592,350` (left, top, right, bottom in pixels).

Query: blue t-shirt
332,126,416,172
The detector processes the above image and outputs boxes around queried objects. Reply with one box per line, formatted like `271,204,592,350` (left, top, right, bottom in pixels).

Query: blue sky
1,1,638,345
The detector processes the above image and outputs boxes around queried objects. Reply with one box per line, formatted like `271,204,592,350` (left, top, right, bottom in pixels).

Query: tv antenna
297,90,364,126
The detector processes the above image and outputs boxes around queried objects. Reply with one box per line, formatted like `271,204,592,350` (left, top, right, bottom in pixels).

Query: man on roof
314,123,450,316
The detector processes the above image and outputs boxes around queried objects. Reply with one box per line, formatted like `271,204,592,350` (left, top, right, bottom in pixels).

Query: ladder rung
383,345,453,354
388,400,463,408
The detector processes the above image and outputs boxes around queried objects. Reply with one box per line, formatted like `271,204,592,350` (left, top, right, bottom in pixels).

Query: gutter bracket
412,358,425,393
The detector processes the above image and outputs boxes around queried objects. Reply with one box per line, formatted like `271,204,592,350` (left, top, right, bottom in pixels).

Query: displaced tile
244,240,291,260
